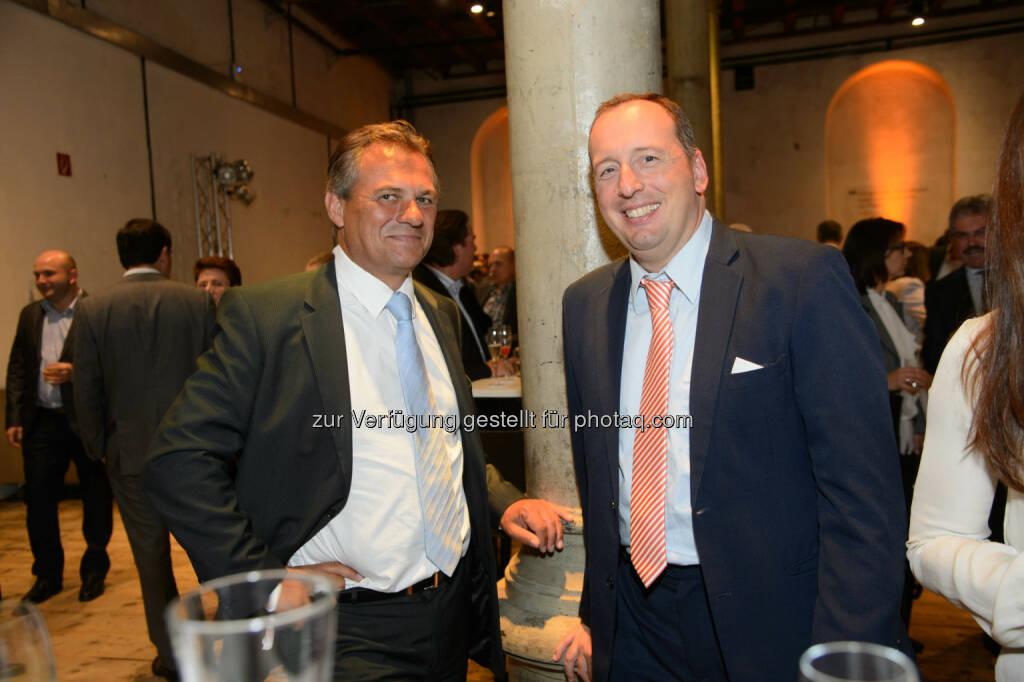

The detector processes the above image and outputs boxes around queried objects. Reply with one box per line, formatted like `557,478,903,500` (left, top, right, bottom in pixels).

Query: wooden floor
0,496,997,680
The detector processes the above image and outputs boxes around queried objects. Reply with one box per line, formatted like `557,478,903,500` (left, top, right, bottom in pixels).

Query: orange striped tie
631,278,674,587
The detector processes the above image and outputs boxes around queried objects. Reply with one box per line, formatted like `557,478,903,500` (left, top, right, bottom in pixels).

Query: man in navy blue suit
554,93,909,682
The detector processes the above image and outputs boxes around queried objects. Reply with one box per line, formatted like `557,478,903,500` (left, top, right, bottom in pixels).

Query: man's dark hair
842,217,905,294
117,218,172,269
193,256,242,286
424,210,470,267
591,92,698,161
948,194,992,232
817,220,842,244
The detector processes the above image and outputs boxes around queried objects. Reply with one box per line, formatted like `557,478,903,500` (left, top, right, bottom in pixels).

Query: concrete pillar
665,0,723,217
500,1,660,678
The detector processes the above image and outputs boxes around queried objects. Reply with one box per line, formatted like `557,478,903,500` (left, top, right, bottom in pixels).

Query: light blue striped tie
385,292,461,575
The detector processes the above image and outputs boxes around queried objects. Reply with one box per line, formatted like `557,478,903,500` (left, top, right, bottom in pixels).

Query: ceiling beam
832,3,846,26
331,0,450,76
400,0,486,74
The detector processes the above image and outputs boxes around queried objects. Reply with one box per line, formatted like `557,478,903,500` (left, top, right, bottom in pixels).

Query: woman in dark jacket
843,217,932,636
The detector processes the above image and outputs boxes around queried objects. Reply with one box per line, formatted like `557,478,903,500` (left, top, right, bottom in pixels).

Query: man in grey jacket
73,219,215,680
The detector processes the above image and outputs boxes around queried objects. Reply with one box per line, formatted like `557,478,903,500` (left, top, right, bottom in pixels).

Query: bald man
484,245,518,335
5,251,112,604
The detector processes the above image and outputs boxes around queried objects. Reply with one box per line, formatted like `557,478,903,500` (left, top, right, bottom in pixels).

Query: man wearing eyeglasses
922,195,991,375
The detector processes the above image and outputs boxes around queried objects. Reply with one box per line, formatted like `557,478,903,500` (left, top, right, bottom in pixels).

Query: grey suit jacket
72,272,216,475
143,262,518,677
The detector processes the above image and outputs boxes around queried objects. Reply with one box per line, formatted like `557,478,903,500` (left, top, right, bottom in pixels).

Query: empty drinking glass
0,599,57,681
166,569,337,682
799,641,919,682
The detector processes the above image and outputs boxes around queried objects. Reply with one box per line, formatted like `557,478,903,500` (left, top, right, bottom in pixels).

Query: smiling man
144,120,567,680
6,250,112,605
555,93,910,682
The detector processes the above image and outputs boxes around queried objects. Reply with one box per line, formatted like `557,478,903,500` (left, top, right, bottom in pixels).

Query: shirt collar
333,245,416,318
628,209,713,312
40,290,81,316
124,266,161,277
426,265,461,294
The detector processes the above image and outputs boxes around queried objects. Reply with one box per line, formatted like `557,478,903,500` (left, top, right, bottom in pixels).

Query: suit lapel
689,221,742,503
300,262,353,483
415,282,474,415
602,260,631,491
28,302,44,359
862,296,899,360
415,282,488,498
955,268,977,317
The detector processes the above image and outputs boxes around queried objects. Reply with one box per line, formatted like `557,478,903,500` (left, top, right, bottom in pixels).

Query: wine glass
799,641,919,682
166,569,337,682
485,325,512,378
0,599,57,681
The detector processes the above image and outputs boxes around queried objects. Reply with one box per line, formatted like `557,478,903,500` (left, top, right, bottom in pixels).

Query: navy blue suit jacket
562,221,909,682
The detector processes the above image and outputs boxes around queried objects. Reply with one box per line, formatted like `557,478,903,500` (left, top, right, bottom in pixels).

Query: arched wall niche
470,106,514,253
826,60,955,245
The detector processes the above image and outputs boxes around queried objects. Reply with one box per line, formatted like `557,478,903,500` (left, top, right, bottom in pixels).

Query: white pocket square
731,357,764,374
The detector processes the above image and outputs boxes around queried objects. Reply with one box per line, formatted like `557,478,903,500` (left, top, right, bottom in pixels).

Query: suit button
606,576,615,590
695,507,709,516
610,500,616,510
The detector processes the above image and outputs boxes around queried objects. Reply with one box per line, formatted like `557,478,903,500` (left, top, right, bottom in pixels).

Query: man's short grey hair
326,120,439,199
590,92,699,162
948,194,993,232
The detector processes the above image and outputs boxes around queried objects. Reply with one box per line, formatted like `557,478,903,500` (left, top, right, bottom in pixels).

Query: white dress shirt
908,313,1024,680
288,245,470,591
966,266,985,314
617,210,712,566
36,294,80,409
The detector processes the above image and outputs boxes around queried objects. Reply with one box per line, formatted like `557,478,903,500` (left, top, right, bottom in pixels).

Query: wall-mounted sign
56,153,71,177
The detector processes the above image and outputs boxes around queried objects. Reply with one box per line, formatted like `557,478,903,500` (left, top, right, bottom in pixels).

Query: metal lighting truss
191,155,254,259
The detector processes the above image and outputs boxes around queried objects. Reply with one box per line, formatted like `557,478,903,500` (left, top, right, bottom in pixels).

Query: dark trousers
21,408,112,583
106,467,178,662
331,560,471,681
610,555,728,682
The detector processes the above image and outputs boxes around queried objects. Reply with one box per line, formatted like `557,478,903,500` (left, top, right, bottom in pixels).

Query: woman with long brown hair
908,92,1024,680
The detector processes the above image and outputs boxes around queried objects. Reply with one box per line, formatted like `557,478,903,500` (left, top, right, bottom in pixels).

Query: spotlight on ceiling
910,0,926,26
470,3,484,14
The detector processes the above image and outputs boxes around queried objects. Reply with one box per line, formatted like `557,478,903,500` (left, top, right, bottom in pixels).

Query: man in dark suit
921,195,991,374
555,93,909,682
5,250,112,604
73,220,215,680
414,209,492,380
143,121,567,680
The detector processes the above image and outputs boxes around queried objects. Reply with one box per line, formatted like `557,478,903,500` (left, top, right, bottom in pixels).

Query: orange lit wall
825,60,955,243
470,107,515,252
